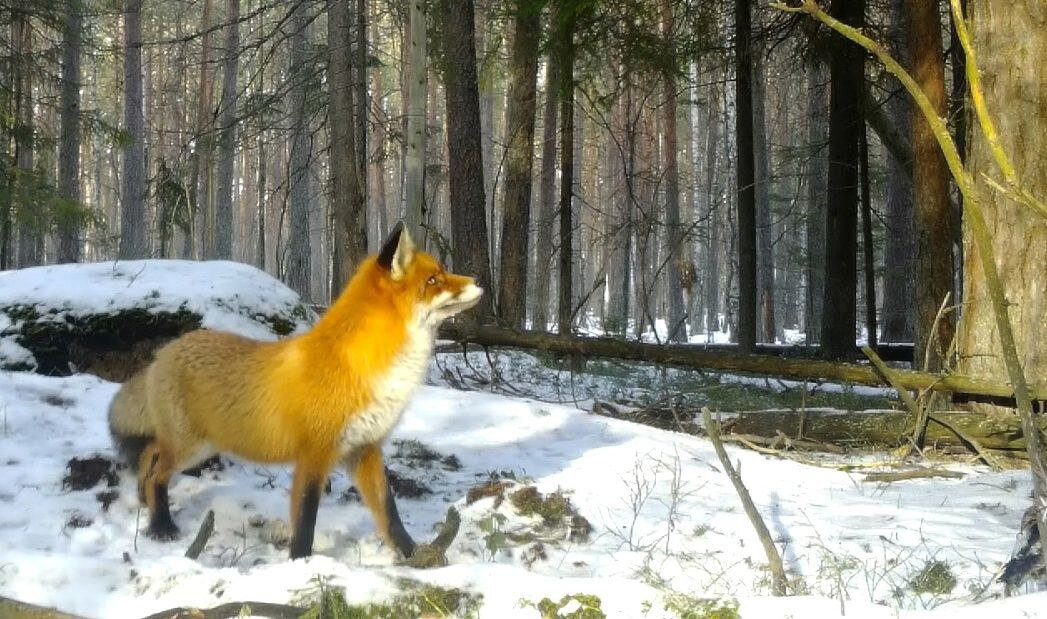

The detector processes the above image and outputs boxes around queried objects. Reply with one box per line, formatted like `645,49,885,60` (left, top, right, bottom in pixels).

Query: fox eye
426,276,438,286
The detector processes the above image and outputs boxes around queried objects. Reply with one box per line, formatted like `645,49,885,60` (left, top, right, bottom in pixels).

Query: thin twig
862,469,964,483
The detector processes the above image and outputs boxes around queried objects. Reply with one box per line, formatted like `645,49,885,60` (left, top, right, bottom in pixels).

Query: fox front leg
350,444,416,558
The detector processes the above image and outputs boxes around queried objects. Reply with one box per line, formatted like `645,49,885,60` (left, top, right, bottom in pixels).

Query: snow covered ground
0,368,1042,617
0,261,1042,617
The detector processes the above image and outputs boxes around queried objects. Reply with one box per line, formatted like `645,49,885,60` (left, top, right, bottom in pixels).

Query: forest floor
0,261,1043,618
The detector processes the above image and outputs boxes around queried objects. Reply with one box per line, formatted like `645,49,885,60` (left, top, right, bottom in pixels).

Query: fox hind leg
138,440,179,541
289,458,332,559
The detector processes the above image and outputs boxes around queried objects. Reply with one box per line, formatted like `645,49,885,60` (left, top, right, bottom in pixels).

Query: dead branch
184,509,215,560
862,469,965,483
701,408,788,596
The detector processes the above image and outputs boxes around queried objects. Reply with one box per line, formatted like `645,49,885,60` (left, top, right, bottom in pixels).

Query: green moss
524,593,605,619
511,486,571,524
295,576,482,619
908,560,957,595
662,595,740,619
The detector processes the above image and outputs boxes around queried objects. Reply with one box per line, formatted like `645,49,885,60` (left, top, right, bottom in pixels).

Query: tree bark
753,51,775,343
12,10,41,267
880,0,915,343
496,0,541,328
907,0,955,371
821,0,864,361
287,2,313,300
703,75,722,339
555,9,576,335
329,0,367,294
531,56,558,330
214,0,240,260
859,125,877,350
957,3,1046,422
404,0,427,237
804,58,828,345
735,0,757,352
661,0,687,342
120,0,148,260
438,0,494,319
57,0,83,263
188,0,216,259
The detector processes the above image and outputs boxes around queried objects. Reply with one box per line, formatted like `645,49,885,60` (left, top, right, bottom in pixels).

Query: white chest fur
338,318,434,452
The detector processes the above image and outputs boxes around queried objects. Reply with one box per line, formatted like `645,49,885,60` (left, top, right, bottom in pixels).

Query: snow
0,260,315,350
0,261,1041,617
0,367,1041,617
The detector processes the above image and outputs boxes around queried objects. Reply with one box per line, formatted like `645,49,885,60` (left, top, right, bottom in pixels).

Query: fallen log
437,324,1047,403
721,409,1043,453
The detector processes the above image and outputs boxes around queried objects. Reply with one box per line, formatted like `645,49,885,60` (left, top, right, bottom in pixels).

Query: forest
0,0,1045,617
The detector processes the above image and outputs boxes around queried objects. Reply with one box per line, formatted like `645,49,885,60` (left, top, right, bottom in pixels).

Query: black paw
146,521,180,541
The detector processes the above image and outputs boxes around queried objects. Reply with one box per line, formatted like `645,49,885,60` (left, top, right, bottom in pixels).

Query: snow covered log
438,323,1047,404
0,261,315,380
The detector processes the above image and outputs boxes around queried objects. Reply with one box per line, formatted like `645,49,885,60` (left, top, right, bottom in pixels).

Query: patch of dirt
96,489,119,512
391,439,461,471
466,479,511,507
42,394,75,408
63,455,119,491
388,469,432,498
65,512,94,528
510,486,571,524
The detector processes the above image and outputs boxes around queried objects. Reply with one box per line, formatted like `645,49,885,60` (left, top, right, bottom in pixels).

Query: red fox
108,223,482,559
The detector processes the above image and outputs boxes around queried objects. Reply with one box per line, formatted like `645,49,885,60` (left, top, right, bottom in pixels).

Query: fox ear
377,221,414,280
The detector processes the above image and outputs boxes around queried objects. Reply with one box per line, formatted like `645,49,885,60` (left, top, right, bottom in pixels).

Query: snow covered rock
0,260,315,378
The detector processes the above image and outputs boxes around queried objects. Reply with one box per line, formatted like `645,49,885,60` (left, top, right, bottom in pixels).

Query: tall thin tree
287,2,313,299
329,0,367,293
497,0,542,328
120,0,148,259
661,0,686,342
734,0,757,352
57,0,83,263
554,3,577,334
438,0,494,318
404,0,427,237
820,0,864,361
532,56,559,330
214,0,240,260
908,0,954,370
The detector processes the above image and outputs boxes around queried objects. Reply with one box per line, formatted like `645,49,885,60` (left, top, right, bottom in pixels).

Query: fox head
375,222,483,325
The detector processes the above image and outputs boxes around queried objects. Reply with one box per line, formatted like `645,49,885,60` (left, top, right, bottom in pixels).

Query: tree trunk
329,0,367,294
57,0,83,264
956,5,1047,421
956,0,1047,556
734,0,757,352
120,0,148,260
256,134,266,271
555,10,576,335
496,0,541,328
859,125,877,350
532,57,558,331
287,2,312,300
188,0,216,259
214,0,239,260
439,0,494,319
880,0,916,344
907,0,955,371
405,0,427,237
605,65,631,336
753,51,775,343
805,58,828,345
704,76,722,339
661,0,687,343
11,11,40,267
821,0,864,361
